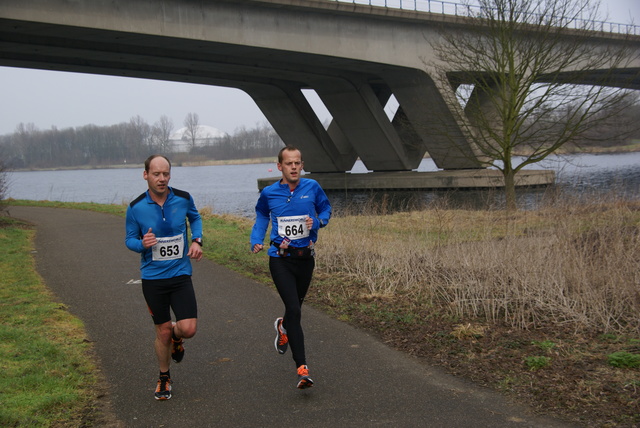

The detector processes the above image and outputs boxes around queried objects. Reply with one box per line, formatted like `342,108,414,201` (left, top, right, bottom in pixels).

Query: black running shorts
141,275,198,325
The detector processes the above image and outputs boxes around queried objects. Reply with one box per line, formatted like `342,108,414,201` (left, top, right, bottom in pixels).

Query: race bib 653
151,234,184,261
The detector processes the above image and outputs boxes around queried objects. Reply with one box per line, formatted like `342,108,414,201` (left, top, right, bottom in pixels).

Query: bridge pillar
383,68,484,169
242,82,357,172
312,76,418,171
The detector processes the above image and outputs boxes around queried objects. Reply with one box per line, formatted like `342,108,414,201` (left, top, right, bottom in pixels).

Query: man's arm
250,190,271,252
314,184,332,229
125,207,145,253
186,195,203,261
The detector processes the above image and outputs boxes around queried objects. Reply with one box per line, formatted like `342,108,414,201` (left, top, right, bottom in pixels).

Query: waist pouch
285,246,315,259
272,241,315,259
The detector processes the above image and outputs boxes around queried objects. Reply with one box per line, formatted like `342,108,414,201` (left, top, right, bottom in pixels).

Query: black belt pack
272,241,315,259
286,246,314,259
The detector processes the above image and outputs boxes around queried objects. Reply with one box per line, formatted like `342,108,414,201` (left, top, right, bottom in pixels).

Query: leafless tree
151,115,174,154
183,112,200,152
0,150,8,214
430,0,640,210
127,115,151,161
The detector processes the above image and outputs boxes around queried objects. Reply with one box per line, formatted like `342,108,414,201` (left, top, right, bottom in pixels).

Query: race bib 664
277,215,310,239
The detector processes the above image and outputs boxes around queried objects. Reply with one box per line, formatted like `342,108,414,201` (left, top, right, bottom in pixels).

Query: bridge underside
0,16,483,177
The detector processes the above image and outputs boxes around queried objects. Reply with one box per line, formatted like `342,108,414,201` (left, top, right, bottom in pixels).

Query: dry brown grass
308,195,640,426
316,197,640,335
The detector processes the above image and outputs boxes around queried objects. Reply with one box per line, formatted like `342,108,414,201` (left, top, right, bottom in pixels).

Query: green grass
5,199,128,216
0,217,99,427
199,212,271,283
524,356,552,371
608,352,640,369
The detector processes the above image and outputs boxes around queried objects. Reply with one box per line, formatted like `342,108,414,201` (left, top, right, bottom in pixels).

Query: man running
125,154,203,400
250,146,332,389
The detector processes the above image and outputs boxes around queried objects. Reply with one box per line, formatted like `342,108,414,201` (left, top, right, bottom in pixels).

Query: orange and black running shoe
296,365,314,389
171,337,185,363
274,317,288,355
154,375,172,400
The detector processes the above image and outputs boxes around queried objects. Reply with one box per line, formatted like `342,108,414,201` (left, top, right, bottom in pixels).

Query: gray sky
1,0,637,136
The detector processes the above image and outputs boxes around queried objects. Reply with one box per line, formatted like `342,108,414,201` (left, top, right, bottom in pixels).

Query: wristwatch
192,237,202,246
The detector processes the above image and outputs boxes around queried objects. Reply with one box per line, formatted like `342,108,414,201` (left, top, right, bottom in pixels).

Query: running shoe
171,337,185,363
274,317,288,355
296,365,314,389
154,375,172,400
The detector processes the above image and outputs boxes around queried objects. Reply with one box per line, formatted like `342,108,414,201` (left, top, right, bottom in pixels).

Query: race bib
151,234,184,261
277,215,310,240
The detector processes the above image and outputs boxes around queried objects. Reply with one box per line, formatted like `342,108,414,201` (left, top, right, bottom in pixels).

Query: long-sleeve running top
250,177,332,257
125,187,202,280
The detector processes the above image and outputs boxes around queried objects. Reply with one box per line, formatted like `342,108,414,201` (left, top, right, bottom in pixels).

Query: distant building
169,125,227,152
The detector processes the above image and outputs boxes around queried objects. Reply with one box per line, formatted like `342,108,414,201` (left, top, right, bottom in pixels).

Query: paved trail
10,206,576,428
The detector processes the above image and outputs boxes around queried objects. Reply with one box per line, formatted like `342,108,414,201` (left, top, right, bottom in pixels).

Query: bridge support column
242,82,357,172
382,68,484,169
313,76,416,171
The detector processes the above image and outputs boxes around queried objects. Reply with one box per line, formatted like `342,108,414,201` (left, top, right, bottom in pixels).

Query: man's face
143,157,171,197
278,149,303,186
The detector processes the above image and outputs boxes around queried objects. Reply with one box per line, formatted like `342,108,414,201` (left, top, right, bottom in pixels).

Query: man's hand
187,242,203,261
142,228,157,249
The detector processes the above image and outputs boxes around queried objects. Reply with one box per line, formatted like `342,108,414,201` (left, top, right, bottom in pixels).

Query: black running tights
269,256,315,368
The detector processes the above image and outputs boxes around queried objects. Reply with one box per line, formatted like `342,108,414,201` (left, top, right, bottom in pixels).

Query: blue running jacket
251,177,332,257
125,187,203,280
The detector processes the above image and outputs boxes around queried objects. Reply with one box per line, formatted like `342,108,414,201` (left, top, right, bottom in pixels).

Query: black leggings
269,256,315,368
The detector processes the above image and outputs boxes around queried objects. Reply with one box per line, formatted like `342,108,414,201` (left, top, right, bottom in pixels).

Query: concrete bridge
1,0,639,190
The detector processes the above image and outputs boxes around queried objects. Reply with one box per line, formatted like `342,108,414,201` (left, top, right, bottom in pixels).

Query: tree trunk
503,168,517,211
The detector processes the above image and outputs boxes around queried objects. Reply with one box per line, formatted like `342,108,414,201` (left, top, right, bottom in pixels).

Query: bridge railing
334,0,640,35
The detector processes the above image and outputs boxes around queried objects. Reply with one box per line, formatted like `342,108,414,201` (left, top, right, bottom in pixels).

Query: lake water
6,152,640,216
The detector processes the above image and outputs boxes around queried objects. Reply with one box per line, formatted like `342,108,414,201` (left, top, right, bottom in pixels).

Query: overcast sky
1,0,637,136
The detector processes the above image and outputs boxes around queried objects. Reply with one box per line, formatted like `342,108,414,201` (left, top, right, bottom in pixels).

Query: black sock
160,370,170,378
171,327,180,342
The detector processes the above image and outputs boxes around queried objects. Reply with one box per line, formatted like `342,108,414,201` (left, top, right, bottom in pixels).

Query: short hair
277,146,303,163
144,155,171,172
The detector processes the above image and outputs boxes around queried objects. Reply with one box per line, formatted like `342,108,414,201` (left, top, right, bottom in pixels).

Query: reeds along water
316,187,640,335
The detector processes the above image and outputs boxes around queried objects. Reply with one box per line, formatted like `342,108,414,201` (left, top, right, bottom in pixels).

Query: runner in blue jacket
125,154,203,400
250,146,332,389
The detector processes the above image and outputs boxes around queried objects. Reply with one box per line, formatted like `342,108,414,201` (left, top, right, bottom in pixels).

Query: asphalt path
9,206,577,428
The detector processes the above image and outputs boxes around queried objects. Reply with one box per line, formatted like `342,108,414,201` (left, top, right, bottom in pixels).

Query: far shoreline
8,156,278,172
8,142,640,173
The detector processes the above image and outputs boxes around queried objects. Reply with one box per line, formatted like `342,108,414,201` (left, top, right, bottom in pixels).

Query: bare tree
430,0,640,210
0,150,8,214
183,112,200,152
151,115,174,154
127,115,151,161
13,122,38,167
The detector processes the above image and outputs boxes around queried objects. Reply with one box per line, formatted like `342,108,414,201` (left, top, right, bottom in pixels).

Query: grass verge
0,215,103,427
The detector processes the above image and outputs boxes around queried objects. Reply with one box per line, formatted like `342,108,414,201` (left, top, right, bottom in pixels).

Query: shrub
525,356,551,370
607,352,640,368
